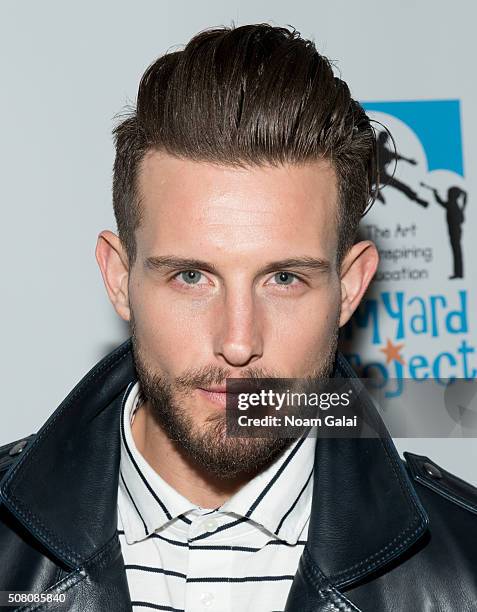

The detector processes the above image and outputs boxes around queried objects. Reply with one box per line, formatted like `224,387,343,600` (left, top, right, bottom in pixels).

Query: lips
197,387,239,407
200,385,227,393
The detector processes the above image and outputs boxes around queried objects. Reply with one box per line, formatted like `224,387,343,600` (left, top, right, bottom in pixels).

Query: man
0,23,476,612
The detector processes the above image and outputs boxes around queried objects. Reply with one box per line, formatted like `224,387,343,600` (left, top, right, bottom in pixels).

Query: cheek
263,291,340,370
129,282,214,371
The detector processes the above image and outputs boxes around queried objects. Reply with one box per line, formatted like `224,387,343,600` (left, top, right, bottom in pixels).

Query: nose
213,286,263,367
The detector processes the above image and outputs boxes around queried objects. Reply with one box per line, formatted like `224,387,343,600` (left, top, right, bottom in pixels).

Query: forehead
136,151,339,261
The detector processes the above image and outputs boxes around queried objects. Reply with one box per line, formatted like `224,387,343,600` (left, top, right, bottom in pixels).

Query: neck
131,401,255,508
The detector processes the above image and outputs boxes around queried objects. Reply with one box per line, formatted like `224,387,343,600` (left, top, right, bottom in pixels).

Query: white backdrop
1,0,476,484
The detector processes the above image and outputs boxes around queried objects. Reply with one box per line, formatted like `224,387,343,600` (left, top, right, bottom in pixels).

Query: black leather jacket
1,339,477,611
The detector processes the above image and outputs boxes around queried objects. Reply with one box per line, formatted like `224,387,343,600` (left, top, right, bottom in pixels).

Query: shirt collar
119,381,315,545
119,381,196,544
219,428,315,544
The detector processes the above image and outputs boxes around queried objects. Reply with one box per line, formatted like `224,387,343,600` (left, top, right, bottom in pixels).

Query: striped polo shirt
117,381,316,612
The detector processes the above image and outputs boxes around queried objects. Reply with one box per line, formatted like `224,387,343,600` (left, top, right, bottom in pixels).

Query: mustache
174,364,282,390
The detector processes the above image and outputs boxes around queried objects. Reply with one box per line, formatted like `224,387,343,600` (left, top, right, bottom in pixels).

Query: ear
338,241,379,327
95,230,131,322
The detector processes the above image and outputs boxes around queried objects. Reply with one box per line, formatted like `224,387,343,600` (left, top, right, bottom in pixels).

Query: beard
130,312,340,479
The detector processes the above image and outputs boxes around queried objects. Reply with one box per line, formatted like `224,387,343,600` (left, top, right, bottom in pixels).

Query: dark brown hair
113,23,377,268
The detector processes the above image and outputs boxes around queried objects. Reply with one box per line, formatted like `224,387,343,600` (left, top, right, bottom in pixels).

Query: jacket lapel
0,340,136,610
284,352,429,611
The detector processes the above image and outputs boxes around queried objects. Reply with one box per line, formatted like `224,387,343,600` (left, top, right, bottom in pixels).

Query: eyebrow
260,257,331,275
145,255,331,276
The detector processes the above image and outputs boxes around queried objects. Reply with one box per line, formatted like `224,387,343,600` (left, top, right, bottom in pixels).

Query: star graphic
380,338,406,365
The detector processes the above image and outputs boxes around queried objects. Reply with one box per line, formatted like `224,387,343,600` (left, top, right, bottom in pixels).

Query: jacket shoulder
0,434,36,477
403,451,477,515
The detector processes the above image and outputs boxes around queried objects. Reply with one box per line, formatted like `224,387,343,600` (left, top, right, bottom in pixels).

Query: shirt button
200,592,214,607
202,518,219,533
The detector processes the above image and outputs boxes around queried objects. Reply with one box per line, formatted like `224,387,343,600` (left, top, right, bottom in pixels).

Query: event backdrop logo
340,100,475,400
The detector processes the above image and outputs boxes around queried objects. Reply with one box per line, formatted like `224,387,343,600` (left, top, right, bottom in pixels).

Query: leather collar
0,339,429,585
305,354,429,589
0,340,135,569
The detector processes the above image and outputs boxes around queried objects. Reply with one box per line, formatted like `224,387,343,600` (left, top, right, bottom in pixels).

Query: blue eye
273,272,296,285
180,270,203,284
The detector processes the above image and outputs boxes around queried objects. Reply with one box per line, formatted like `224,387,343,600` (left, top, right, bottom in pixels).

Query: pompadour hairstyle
113,23,378,267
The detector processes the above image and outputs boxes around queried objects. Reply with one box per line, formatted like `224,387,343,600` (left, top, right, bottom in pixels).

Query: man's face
122,151,343,476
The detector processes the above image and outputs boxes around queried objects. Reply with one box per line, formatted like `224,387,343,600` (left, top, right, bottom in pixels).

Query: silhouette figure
376,132,428,207
421,183,467,279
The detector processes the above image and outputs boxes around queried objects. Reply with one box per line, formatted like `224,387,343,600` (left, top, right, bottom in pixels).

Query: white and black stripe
118,382,315,612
